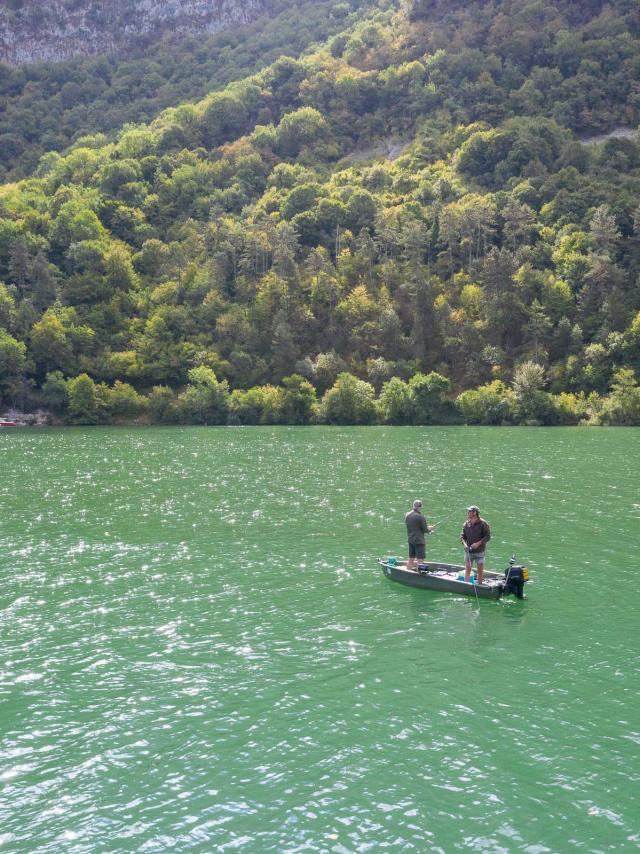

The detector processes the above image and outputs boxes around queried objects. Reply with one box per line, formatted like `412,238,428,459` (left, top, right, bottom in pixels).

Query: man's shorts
466,550,485,565
409,543,425,559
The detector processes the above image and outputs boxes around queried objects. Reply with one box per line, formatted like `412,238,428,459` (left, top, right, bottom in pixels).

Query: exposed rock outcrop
578,126,638,145
0,0,273,65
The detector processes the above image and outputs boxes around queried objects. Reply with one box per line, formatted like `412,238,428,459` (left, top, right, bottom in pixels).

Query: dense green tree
106,380,147,420
280,374,316,424
277,107,327,158
41,370,69,416
67,372,102,424
147,385,179,424
9,235,30,293
313,351,348,393
229,386,267,424
280,184,321,220
409,371,459,424
344,190,378,235
589,204,621,257
479,247,525,354
601,368,640,425
512,360,556,424
523,299,552,362
378,376,413,424
30,312,75,380
0,283,17,332
257,385,287,424
178,365,230,424
456,380,516,425
318,372,377,424
200,93,249,149
28,252,58,312
50,202,106,257
0,329,26,405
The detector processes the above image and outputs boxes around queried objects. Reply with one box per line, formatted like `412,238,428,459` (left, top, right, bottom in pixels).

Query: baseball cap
466,505,480,513
413,499,422,509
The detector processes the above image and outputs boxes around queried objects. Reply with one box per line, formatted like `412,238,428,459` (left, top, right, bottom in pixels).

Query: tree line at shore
28,362,640,425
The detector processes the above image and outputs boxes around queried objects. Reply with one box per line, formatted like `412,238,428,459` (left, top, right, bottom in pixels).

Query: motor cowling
503,563,528,599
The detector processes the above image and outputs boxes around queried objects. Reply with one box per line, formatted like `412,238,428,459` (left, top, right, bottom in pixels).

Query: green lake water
1,426,639,853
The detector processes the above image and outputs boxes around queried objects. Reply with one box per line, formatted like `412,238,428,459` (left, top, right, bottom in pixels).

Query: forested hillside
0,0,365,180
1,0,640,426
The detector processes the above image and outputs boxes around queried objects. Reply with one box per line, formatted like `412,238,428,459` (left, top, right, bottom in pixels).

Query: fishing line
429,507,460,531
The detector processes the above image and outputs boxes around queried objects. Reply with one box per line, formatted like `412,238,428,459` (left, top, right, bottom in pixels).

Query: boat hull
378,559,504,599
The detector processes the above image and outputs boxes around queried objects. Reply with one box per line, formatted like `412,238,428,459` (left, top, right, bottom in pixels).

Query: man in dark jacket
461,505,491,584
405,499,434,572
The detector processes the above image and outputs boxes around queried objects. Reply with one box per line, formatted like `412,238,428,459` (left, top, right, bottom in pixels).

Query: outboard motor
503,556,529,599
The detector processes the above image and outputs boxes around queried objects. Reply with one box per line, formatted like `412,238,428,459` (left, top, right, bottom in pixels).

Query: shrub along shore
19,363,639,426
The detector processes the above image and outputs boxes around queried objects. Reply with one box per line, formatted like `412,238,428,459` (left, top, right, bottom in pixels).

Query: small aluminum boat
378,557,529,599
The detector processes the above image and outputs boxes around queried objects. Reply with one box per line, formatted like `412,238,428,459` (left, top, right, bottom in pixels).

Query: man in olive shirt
405,499,434,572
461,505,491,584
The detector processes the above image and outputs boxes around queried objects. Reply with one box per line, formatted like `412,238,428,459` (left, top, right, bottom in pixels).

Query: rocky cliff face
0,0,273,65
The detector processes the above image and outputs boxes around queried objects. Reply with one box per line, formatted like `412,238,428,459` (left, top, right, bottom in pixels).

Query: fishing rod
428,507,460,532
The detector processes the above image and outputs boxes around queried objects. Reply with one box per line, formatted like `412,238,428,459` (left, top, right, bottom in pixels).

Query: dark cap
466,505,480,513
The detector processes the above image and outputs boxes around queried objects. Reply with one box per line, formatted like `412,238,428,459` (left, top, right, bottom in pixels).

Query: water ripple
1,427,639,851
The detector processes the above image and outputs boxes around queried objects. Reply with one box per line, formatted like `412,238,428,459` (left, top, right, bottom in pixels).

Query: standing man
405,499,434,572
461,505,491,584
